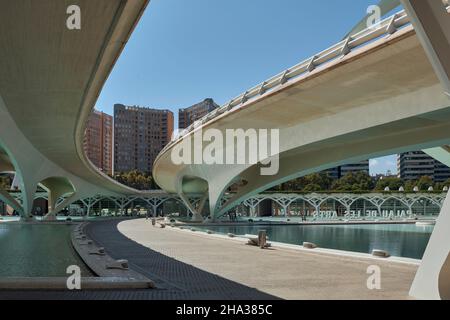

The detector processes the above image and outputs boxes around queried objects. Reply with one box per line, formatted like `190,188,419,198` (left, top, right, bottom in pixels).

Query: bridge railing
161,4,449,155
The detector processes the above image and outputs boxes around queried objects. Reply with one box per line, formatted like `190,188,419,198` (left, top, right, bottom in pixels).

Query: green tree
434,182,444,192
303,183,322,192
404,180,417,192
0,175,11,190
331,172,374,192
375,177,404,191
269,172,332,192
113,170,156,190
303,173,333,191
416,176,434,191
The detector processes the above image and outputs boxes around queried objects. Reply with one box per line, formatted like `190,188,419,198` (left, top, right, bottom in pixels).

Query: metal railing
160,5,449,155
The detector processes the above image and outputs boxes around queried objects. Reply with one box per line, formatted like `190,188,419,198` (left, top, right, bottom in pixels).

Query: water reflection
197,224,433,259
0,224,93,277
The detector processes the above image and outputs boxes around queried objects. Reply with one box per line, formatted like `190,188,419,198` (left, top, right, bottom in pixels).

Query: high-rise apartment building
114,104,174,173
397,151,450,182
178,98,219,129
83,110,113,175
323,161,370,179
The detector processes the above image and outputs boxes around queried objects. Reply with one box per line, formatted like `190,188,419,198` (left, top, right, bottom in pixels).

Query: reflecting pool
0,223,93,277
195,223,433,259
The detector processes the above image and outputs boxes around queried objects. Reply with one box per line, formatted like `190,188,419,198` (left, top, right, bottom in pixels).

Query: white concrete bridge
153,0,450,299
1,0,450,300
0,0,153,220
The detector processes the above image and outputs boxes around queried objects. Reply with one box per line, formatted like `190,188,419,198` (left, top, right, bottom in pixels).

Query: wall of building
178,98,219,129
322,160,370,179
398,151,450,182
83,110,113,175
114,104,174,173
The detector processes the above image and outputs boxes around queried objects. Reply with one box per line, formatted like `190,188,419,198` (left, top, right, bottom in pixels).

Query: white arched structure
154,1,450,299
0,0,153,219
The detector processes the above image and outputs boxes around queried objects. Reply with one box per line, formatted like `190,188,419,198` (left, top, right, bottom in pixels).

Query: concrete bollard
106,259,129,270
416,221,436,226
89,247,106,256
258,230,267,249
372,249,390,258
303,242,317,249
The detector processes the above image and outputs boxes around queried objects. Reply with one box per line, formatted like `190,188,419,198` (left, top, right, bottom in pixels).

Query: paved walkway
118,219,418,300
0,219,418,300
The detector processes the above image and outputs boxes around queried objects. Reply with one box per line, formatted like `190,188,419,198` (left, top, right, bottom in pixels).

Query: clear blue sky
96,0,401,175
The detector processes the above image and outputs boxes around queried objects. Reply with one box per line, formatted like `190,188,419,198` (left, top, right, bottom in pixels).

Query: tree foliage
271,171,449,193
331,172,374,192
0,175,12,190
416,176,434,191
113,170,156,190
374,177,404,191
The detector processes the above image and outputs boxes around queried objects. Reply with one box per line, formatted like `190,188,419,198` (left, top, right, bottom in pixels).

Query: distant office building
178,98,219,129
340,161,370,177
114,104,174,173
83,110,113,175
397,151,450,182
323,161,370,179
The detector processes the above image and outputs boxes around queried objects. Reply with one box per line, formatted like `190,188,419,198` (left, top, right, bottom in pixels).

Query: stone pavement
117,219,418,300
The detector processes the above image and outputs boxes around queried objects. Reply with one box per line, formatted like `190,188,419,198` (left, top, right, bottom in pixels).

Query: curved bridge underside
154,25,450,218
0,0,151,218
154,0,450,299
1,0,450,301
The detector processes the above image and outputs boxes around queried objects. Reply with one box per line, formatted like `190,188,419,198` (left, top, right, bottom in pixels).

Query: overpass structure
153,0,450,299
1,0,450,300
0,0,153,219
154,1,450,220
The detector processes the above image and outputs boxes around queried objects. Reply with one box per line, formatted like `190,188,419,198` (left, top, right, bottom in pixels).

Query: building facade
323,160,370,179
114,104,174,173
397,151,450,182
83,110,113,175
178,98,219,129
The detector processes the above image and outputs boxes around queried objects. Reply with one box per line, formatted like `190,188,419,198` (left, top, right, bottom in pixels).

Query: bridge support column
85,204,91,218
44,189,64,221
44,193,80,221
401,0,450,95
409,146,450,299
179,193,208,222
410,191,450,299
0,188,23,215
20,178,36,221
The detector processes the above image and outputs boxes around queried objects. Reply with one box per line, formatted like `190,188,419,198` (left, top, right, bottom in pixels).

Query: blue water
0,223,93,277
196,223,433,259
